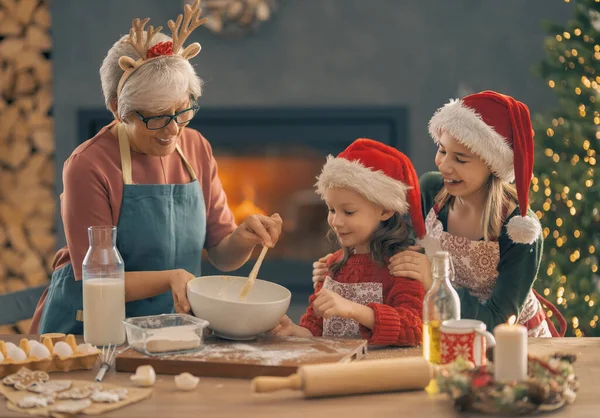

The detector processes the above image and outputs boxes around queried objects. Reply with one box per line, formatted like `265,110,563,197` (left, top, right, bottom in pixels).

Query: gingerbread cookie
49,399,92,414
2,368,50,390
17,395,55,409
28,380,72,396
56,387,92,400
90,388,128,403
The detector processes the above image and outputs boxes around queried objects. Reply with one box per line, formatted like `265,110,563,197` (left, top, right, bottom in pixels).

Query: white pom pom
416,236,443,260
507,215,541,244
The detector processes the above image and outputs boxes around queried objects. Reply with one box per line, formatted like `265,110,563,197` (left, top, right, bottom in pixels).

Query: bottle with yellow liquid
422,251,460,364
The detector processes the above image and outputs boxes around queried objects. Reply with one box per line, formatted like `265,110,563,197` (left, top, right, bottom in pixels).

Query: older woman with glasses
31,1,282,334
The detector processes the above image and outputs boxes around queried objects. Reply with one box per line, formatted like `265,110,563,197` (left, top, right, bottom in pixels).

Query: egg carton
0,335,100,378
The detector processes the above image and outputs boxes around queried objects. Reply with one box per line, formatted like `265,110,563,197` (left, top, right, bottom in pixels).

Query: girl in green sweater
314,91,565,337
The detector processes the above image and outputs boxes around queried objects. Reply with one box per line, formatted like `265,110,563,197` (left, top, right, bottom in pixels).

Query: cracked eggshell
174,373,199,391
130,365,156,387
76,343,99,355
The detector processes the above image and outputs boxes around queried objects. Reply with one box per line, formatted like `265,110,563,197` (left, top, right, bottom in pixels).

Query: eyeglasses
135,104,199,130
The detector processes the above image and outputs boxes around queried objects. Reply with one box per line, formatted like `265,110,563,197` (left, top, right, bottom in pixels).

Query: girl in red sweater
270,138,427,346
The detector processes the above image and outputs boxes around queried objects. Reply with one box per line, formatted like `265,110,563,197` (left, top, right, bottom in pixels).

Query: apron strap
117,124,197,184
531,289,567,337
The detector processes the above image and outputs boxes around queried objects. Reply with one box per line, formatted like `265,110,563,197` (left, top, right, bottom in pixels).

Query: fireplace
77,107,409,293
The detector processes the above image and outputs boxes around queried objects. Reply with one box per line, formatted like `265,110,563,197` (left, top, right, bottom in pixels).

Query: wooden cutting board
115,336,367,379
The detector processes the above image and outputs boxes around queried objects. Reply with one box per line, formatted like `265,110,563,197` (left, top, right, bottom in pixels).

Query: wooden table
1,336,599,418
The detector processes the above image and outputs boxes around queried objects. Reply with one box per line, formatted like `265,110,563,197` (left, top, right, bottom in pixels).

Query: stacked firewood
0,0,54,307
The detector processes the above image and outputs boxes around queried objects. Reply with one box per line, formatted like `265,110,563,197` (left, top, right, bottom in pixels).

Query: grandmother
31,0,281,334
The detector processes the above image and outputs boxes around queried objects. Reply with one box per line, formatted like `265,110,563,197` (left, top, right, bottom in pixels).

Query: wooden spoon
240,245,269,299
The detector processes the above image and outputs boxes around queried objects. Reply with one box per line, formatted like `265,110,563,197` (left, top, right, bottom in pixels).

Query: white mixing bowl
187,275,291,340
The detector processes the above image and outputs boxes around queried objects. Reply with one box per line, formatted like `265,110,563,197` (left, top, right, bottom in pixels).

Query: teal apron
39,124,206,334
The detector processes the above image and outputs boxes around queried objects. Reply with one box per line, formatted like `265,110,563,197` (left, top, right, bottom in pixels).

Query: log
0,259,6,281
38,162,55,185
34,86,52,115
0,105,19,143
14,0,37,25
11,118,31,142
24,217,53,235
7,139,32,168
0,38,26,59
32,129,54,154
0,0,16,15
15,70,37,95
5,278,27,292
14,49,42,71
6,224,29,253
45,253,55,272
25,272,49,287
2,249,25,275
0,172,16,200
0,16,21,36
0,325,17,335
0,202,24,224
0,225,6,246
34,59,51,84
33,2,50,29
28,231,55,254
25,24,51,50
18,154,46,185
16,319,34,334
16,96,35,112
22,252,43,275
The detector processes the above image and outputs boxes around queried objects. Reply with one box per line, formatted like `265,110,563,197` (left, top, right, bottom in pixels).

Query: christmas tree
532,0,600,336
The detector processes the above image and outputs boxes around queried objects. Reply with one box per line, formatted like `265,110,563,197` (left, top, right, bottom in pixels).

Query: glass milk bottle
422,251,460,364
82,226,126,346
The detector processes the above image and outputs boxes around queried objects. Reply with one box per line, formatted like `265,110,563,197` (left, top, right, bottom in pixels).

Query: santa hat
428,90,541,244
315,138,426,239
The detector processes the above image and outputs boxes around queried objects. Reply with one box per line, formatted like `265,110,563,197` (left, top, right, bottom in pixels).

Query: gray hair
100,33,203,121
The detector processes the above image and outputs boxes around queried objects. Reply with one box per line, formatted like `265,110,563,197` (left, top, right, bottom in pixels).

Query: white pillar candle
493,315,527,382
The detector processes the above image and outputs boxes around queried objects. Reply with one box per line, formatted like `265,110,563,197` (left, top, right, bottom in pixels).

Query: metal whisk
95,344,117,382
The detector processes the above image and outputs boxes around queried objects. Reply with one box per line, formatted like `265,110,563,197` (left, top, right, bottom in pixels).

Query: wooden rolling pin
251,357,435,398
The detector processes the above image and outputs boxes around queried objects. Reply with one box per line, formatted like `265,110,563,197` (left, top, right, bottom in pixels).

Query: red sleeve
61,153,113,281
298,282,324,337
197,132,237,249
359,276,424,347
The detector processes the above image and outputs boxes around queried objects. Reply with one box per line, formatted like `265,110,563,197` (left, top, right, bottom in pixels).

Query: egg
76,343,99,355
130,365,156,387
6,346,27,362
174,372,199,391
29,342,51,359
53,341,74,358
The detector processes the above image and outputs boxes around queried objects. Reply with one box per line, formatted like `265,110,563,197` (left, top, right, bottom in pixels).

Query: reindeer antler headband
116,0,208,97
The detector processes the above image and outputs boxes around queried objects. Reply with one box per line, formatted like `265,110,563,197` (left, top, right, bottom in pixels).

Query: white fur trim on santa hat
429,99,515,182
506,215,541,244
315,155,410,214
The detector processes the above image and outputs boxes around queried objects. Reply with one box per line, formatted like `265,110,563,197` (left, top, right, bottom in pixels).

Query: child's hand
312,253,331,289
268,315,297,336
268,315,313,337
313,289,356,319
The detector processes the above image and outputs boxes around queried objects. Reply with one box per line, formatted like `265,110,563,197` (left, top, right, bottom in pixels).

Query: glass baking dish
123,314,209,356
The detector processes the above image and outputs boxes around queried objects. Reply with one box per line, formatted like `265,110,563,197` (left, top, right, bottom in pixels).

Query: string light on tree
532,0,600,336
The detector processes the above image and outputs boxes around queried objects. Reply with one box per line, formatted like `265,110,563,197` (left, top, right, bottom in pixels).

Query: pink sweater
53,122,237,280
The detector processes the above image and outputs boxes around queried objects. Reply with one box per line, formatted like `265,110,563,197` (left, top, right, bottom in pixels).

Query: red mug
440,319,496,366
